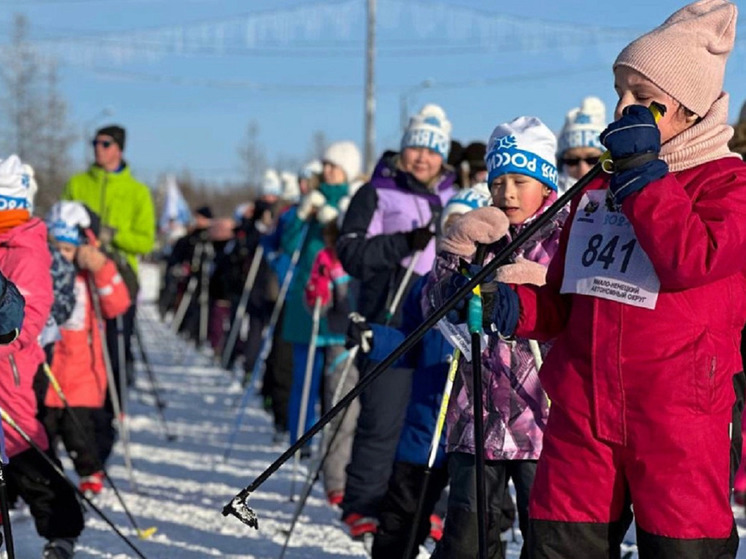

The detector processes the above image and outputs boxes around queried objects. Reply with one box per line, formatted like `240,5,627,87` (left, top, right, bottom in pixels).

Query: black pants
5,448,84,540
262,312,294,431
371,461,449,559
432,453,538,559
44,407,101,477
341,357,413,519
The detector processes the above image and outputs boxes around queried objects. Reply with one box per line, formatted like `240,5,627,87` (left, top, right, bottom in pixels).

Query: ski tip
138,526,158,539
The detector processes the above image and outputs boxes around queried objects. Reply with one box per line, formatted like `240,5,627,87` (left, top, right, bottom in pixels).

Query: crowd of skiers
2,0,746,558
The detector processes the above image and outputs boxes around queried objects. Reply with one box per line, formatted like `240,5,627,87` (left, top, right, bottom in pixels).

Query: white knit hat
556,97,607,157
323,141,362,183
259,169,282,198
46,201,91,246
300,159,323,180
486,117,558,191
401,104,453,160
0,155,35,211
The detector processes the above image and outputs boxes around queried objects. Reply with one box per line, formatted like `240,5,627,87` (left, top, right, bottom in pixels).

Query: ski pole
468,244,488,559
221,103,668,527
88,276,138,492
221,246,264,370
0,407,150,559
403,349,460,559
278,346,359,559
42,364,157,539
0,461,15,559
289,297,322,502
529,339,543,370
384,250,421,324
133,319,176,442
223,223,309,461
171,242,204,334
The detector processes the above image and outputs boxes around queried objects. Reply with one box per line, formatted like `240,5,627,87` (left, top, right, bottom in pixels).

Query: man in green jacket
63,124,155,465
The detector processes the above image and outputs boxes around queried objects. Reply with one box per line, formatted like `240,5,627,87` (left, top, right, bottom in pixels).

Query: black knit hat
95,125,126,151
195,205,213,219
463,142,487,173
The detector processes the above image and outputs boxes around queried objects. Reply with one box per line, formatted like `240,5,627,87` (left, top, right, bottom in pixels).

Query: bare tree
0,14,76,215
237,121,267,193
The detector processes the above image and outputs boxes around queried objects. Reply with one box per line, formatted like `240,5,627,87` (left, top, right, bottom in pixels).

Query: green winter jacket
63,164,155,274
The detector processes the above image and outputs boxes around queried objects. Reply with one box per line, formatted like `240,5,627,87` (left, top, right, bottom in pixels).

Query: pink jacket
0,219,53,457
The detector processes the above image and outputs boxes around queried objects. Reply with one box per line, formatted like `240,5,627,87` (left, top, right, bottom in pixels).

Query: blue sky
4,0,746,188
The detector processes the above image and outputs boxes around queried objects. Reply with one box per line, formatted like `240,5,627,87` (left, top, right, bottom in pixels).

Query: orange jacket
46,259,131,409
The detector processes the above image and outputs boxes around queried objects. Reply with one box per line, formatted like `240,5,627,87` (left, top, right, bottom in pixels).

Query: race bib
436,318,489,363
561,190,660,309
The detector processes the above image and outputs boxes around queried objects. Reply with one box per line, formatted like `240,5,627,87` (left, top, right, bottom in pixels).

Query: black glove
406,226,434,252
346,312,374,354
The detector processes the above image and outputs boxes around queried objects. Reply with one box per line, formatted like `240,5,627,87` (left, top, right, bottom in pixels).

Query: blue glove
0,275,24,344
481,283,520,338
443,263,495,325
599,105,668,205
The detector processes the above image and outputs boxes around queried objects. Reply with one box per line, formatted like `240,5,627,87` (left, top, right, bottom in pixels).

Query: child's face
491,173,551,225
55,241,78,263
613,66,695,144
322,162,347,186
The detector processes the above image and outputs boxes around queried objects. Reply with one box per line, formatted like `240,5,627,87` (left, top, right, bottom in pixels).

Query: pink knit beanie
614,0,737,117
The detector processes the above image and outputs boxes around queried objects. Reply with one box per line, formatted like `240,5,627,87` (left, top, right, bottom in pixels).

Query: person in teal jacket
283,141,362,448
63,125,155,465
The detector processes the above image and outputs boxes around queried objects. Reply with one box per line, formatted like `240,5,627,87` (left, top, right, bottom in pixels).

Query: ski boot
42,537,75,559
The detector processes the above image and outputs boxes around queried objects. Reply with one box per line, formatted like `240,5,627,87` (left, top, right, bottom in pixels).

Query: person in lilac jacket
336,104,457,539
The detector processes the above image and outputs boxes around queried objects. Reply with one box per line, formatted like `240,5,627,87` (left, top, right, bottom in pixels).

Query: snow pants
262,312,294,431
321,345,360,495
432,453,536,559
528,371,745,559
5,447,84,540
371,461,449,559
44,406,100,477
341,356,412,519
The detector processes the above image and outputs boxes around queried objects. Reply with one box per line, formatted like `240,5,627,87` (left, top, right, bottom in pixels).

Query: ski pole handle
600,101,667,173
467,243,488,335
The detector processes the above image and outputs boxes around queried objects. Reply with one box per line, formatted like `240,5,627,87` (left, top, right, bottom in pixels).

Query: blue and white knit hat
556,96,606,157
0,155,34,211
401,104,452,160
46,201,91,246
440,182,491,231
485,116,558,191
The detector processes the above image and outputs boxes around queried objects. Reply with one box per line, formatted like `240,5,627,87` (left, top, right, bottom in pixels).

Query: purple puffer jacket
424,196,567,460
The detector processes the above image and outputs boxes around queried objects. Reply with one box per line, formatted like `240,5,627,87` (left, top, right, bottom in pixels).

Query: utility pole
364,0,376,174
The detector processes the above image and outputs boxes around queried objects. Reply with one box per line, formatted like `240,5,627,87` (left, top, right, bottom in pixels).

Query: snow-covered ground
7,263,746,558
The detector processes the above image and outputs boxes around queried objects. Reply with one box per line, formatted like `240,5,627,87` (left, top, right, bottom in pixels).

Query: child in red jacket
43,201,131,496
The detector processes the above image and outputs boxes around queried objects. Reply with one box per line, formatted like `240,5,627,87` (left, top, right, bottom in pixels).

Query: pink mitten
495,257,547,286
438,206,509,257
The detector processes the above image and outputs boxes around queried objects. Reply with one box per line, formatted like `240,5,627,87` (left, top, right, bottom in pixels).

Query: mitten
438,206,509,257
496,257,547,286
600,105,668,205
297,190,327,221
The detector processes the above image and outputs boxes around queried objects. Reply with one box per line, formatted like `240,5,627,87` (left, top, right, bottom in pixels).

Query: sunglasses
561,156,600,167
92,139,114,148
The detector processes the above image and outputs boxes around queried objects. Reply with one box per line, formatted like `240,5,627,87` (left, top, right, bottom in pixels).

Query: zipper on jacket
9,355,19,386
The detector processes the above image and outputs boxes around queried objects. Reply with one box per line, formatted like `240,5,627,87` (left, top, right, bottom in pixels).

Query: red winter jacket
517,157,746,446
0,219,54,457
46,259,131,409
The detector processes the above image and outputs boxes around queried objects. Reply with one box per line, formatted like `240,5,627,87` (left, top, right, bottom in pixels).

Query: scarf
0,210,30,235
660,92,741,172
